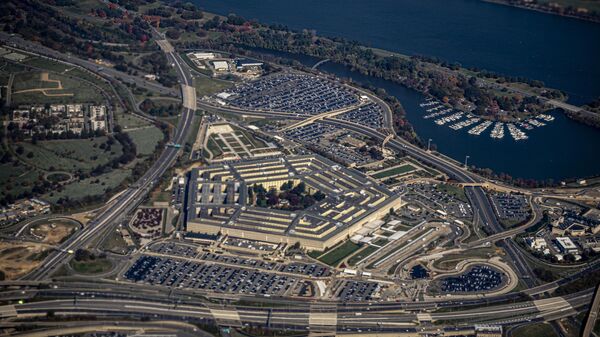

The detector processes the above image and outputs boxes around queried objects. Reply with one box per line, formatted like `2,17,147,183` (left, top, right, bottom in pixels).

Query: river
196,0,600,181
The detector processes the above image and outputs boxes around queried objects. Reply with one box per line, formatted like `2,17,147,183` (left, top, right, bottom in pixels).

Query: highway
23,37,196,281
2,289,592,332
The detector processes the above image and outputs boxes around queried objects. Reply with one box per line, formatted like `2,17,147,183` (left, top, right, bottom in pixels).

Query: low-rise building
556,237,579,254
212,61,229,72
526,237,547,250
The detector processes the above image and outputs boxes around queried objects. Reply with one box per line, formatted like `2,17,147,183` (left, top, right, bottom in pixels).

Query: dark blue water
197,0,600,105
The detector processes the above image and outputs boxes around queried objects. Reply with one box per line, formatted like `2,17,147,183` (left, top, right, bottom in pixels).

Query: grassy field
70,258,113,275
317,241,362,267
115,111,152,129
11,71,104,104
14,137,123,172
347,245,380,266
0,161,43,198
511,323,557,337
435,183,468,203
125,127,164,156
372,164,417,179
205,137,224,158
42,169,131,203
101,229,130,255
432,247,498,270
193,75,233,97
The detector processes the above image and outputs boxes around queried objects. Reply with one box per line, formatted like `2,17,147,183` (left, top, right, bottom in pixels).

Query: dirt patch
30,220,78,245
0,241,52,280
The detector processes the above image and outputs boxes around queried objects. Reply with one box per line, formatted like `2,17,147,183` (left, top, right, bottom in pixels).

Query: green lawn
42,169,131,203
15,137,123,172
347,245,380,266
0,161,43,197
70,258,113,275
432,247,497,270
101,229,130,255
193,75,233,97
125,127,164,156
512,323,557,337
372,164,417,179
115,111,152,129
317,241,362,267
11,71,104,104
435,183,468,203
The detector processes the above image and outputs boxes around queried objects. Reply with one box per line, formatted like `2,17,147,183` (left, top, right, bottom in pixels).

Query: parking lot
124,255,301,296
221,73,359,114
335,280,381,302
406,183,472,219
440,265,503,293
147,241,199,258
338,102,383,129
200,252,331,278
489,192,529,224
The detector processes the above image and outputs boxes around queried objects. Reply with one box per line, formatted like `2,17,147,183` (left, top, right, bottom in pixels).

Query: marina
468,120,493,135
449,117,480,130
507,124,528,141
418,99,559,142
434,112,464,125
490,122,505,140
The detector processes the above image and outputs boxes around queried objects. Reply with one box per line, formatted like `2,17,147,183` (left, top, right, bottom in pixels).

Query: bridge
311,59,330,70
582,284,600,337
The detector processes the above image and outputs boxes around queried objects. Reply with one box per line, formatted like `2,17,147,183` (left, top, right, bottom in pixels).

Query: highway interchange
1,25,599,337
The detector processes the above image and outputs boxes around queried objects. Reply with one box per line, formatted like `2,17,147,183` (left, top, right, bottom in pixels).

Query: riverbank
482,0,600,24
185,17,568,124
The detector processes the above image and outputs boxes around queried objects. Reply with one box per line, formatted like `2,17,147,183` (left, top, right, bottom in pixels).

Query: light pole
464,155,470,169
427,138,432,152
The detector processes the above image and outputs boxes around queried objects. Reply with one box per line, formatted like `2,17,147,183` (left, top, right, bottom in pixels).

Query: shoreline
482,0,600,24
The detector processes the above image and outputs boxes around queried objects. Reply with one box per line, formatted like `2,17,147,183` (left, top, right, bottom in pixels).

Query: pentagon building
186,155,403,250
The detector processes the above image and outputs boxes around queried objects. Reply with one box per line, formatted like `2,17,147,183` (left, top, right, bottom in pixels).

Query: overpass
279,102,366,132
582,284,600,337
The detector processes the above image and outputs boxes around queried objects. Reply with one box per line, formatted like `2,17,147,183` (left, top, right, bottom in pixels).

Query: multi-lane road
1,288,592,333
23,38,196,280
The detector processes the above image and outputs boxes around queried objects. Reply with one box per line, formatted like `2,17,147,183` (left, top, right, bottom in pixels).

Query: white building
556,237,579,254
190,52,216,60
527,237,547,251
212,61,229,72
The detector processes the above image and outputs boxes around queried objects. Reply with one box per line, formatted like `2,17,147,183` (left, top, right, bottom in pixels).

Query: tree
313,190,326,201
